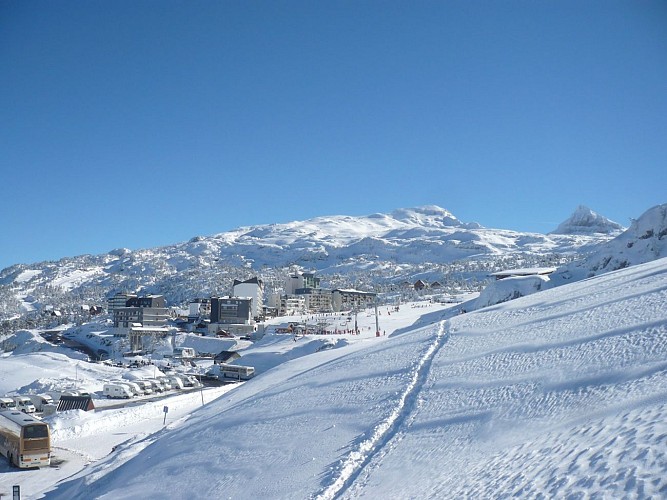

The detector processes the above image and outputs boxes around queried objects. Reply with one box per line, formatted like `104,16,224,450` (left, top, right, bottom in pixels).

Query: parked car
0,397,17,410
145,380,164,393
12,395,37,413
134,380,154,395
166,376,184,390
103,383,133,399
111,381,142,397
27,394,54,412
156,377,173,391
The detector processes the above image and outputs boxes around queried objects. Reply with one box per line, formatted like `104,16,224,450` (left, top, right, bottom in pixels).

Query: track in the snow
314,320,449,500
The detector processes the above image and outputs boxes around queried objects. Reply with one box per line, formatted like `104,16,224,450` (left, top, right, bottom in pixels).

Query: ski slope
41,256,667,499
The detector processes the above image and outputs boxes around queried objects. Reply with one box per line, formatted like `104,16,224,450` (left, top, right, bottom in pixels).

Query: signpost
163,405,168,425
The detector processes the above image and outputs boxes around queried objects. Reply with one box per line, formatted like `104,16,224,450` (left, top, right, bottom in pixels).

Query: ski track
313,320,449,500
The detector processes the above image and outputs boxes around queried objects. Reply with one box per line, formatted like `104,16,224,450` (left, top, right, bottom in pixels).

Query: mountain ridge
0,205,621,321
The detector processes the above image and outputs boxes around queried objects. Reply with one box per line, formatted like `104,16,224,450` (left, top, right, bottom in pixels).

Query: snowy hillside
550,205,625,235
550,203,667,285
43,256,667,499
0,205,614,321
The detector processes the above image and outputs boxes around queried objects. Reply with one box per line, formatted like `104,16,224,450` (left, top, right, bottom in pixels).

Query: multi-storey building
113,295,168,329
210,297,253,325
112,294,170,351
294,287,333,313
331,289,377,312
232,277,264,319
126,295,166,309
268,293,307,316
285,272,320,294
188,298,211,322
107,292,137,314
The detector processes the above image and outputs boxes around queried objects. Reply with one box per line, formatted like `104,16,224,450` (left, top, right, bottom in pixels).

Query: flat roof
491,267,557,277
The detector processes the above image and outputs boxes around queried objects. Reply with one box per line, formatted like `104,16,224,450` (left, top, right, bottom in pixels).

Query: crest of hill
550,205,625,235
226,205,480,244
550,203,667,285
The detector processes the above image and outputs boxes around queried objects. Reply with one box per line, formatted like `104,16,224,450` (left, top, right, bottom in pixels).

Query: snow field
337,258,667,498
316,320,448,500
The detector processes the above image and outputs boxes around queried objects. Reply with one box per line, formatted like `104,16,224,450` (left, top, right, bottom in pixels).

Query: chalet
413,280,428,291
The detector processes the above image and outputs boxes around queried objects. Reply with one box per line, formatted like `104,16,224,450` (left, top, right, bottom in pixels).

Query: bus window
24,424,49,439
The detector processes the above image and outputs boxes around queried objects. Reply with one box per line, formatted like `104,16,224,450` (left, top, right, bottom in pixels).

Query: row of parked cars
103,374,202,399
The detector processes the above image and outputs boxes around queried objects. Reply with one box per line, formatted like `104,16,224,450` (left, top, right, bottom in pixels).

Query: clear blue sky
1,1,666,270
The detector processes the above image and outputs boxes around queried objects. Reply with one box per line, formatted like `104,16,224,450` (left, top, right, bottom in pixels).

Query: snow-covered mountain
41,255,667,499
550,203,667,285
469,203,667,309
0,205,623,321
550,205,625,235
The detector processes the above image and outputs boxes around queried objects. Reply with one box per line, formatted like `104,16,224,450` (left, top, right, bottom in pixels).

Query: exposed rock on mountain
549,203,667,285
551,205,625,235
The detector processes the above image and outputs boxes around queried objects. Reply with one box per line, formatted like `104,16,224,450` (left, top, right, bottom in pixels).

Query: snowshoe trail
314,320,449,500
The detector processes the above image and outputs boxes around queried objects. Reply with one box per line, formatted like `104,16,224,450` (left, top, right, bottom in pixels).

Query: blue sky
1,1,666,271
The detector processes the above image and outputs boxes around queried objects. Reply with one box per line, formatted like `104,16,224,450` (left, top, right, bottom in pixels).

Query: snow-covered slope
550,205,625,235
44,256,667,499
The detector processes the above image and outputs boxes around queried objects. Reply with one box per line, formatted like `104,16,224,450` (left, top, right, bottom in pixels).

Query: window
24,425,48,439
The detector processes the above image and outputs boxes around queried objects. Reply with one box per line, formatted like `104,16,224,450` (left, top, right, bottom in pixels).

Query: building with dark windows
331,289,377,312
210,297,252,324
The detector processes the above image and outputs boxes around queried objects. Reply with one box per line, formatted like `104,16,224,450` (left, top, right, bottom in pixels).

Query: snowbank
471,274,549,310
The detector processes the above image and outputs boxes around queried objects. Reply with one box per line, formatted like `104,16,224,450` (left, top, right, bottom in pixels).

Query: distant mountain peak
550,205,625,235
390,205,481,229
549,203,667,285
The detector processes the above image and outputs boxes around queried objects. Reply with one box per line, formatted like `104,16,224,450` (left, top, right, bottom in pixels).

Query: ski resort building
285,272,320,294
294,287,333,313
331,289,377,312
208,296,257,336
187,298,211,322
232,277,264,319
112,295,170,351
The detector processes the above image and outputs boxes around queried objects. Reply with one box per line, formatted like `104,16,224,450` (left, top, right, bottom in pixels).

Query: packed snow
0,255,665,498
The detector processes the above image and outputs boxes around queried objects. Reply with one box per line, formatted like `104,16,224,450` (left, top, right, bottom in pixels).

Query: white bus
0,410,51,468
219,363,255,381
